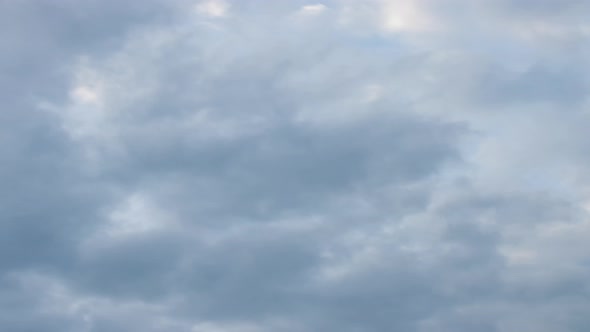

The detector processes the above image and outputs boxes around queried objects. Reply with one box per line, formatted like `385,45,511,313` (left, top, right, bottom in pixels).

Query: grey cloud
476,63,588,106
2,0,590,331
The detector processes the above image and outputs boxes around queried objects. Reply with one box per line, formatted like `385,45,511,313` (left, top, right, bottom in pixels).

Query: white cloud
195,0,230,18
299,4,328,16
380,0,436,33
105,193,172,238
70,85,100,104
362,83,383,102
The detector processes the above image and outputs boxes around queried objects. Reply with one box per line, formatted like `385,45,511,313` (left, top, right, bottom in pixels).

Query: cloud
380,0,437,33
299,4,328,16
195,0,230,18
2,0,590,331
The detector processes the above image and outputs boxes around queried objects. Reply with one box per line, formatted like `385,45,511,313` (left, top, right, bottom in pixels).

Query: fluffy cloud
2,1,590,331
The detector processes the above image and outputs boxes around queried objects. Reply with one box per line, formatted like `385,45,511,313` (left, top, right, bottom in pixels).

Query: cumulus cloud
2,0,590,331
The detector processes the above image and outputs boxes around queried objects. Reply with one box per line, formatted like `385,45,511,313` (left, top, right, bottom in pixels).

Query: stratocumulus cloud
2,0,590,331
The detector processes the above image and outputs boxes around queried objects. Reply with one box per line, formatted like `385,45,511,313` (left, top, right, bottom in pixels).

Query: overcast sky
2,0,590,331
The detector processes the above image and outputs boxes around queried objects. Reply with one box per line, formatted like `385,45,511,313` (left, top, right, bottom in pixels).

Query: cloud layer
3,1,590,331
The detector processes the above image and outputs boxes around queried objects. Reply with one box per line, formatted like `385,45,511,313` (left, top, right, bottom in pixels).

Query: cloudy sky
2,0,590,331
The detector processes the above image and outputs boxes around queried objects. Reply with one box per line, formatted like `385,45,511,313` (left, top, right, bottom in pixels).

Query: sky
2,0,590,331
